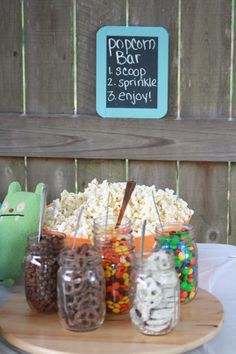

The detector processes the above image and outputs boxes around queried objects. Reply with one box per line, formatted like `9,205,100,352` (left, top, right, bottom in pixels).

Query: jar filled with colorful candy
93,215,136,315
154,223,198,303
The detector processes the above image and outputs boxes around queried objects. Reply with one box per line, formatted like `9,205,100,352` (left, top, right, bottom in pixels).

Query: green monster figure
0,181,45,287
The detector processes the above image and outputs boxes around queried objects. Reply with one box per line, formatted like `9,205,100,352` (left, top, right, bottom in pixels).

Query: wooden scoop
115,180,136,228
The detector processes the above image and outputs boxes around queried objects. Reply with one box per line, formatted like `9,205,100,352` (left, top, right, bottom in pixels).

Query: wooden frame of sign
96,26,169,119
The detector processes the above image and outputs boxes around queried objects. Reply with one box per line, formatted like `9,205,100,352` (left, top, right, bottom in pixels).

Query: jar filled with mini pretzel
130,249,180,335
57,243,106,331
24,229,66,313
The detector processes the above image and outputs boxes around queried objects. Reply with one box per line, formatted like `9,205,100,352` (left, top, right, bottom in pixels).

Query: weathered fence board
179,162,228,243
229,162,236,244
0,115,236,161
181,0,231,118
77,0,126,114
0,0,22,112
24,0,73,114
232,2,236,118
129,0,178,118
27,157,75,202
0,158,25,200
128,161,177,191
77,159,126,191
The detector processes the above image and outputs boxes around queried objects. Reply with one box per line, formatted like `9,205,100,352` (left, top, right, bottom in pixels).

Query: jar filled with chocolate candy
57,243,106,331
130,250,180,335
93,215,136,315
155,223,198,303
24,230,66,313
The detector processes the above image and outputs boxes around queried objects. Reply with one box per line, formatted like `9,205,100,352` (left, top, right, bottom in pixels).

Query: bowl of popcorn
44,179,194,250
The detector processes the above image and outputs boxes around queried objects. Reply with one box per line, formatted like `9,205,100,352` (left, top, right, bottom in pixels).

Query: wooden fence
1,0,236,244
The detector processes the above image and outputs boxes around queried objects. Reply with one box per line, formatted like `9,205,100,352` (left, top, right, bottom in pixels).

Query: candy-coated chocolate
155,225,198,304
99,235,134,314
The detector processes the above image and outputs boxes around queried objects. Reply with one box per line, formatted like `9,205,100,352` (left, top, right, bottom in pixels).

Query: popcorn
44,179,194,239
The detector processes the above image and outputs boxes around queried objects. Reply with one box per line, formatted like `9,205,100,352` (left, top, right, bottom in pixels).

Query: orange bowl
44,221,190,251
67,236,91,248
133,234,156,251
66,234,156,251
43,227,93,249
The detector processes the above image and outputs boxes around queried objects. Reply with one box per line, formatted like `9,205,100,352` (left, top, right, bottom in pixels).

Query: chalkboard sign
96,26,168,119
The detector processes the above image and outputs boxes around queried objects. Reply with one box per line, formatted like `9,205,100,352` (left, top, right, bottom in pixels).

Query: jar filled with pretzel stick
57,243,106,331
93,215,136,315
24,229,66,314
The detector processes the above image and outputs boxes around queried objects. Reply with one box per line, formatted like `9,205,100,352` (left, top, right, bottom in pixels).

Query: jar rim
135,249,175,271
59,248,101,262
155,223,193,233
27,232,67,255
41,227,67,239
28,230,67,242
93,214,131,228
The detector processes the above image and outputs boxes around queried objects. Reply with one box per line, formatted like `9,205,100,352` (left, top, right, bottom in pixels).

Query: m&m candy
155,224,198,303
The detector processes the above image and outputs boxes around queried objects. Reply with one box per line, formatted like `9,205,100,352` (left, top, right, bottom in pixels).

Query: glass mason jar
93,215,136,315
130,250,180,335
57,244,106,332
155,223,198,303
24,230,66,313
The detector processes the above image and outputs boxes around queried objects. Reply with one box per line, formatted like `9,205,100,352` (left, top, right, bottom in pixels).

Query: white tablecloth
0,243,236,354
188,243,236,354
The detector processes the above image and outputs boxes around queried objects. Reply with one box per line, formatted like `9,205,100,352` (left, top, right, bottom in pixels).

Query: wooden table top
0,288,224,354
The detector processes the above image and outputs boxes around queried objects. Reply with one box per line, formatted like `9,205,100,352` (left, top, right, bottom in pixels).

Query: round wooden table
0,288,224,354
